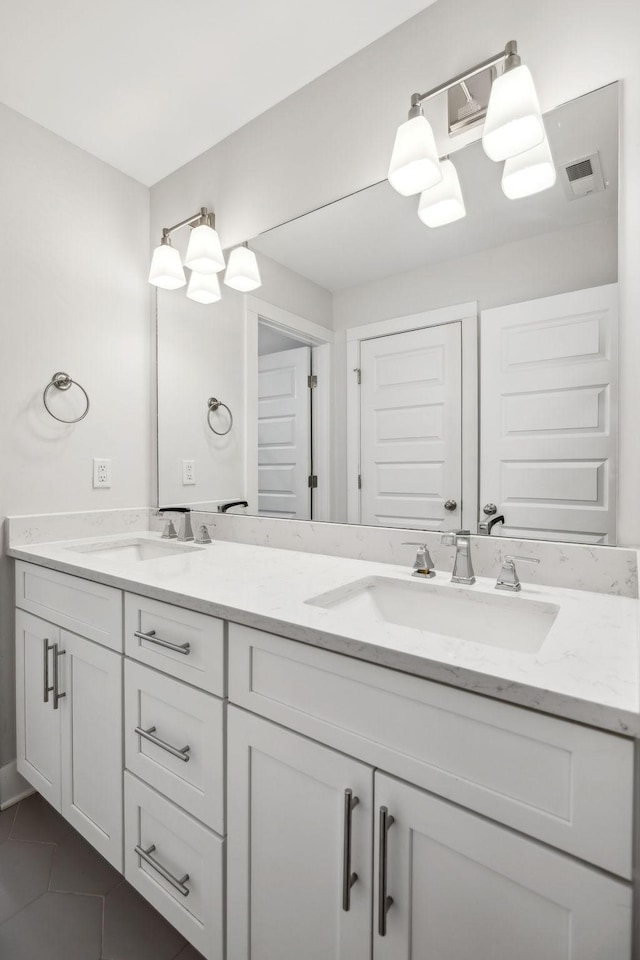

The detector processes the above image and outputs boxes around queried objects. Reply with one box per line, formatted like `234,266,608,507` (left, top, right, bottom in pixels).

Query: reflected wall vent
560,152,605,201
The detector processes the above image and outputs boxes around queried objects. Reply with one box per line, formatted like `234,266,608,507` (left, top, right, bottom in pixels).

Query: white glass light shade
184,223,225,274
482,65,544,162
417,160,466,227
186,271,222,304
224,246,262,292
148,243,186,289
388,115,442,196
502,134,556,199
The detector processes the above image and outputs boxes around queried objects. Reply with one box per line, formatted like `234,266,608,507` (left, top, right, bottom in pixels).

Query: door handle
52,643,66,710
444,499,457,511
342,788,359,911
43,639,54,703
377,805,395,936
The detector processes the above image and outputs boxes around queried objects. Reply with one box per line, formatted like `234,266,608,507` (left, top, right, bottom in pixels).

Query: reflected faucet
478,514,505,536
440,529,475,585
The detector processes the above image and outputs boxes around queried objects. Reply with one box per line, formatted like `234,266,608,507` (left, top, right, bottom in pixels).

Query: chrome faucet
402,542,436,579
156,507,194,542
440,529,475,585
495,555,540,592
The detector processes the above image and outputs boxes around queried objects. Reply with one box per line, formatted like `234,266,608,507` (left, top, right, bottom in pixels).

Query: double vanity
8,516,639,959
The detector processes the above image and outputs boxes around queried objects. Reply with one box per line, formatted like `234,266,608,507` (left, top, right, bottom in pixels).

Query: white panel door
227,707,373,960
480,284,618,542
360,323,462,528
60,631,123,869
15,611,61,809
373,773,632,960
258,346,311,519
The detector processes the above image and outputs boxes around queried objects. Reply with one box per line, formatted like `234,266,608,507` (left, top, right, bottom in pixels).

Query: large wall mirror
157,82,619,544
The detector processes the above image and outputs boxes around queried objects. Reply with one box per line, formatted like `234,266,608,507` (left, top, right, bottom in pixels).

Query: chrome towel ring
207,397,233,436
43,372,90,424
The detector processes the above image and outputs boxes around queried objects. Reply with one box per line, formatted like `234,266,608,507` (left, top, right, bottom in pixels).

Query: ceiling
0,0,434,186
253,84,618,291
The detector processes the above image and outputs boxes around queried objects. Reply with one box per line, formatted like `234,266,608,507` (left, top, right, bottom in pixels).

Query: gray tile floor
0,793,205,960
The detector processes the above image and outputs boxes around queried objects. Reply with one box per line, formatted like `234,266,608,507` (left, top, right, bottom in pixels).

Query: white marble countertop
9,532,640,736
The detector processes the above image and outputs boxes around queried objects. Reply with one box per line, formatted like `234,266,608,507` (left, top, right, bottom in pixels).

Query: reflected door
480,284,618,543
359,324,462,528
258,346,311,519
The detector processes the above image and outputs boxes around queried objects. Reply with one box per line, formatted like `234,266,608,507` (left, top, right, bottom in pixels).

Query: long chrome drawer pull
134,629,191,656
342,789,360,911
378,805,395,937
53,644,66,710
135,725,191,762
135,844,190,897
43,639,54,703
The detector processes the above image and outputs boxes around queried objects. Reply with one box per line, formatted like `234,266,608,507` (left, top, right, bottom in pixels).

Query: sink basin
66,538,205,562
306,577,559,654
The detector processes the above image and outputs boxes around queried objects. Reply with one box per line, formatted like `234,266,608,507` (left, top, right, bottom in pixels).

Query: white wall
0,103,151,787
151,0,640,545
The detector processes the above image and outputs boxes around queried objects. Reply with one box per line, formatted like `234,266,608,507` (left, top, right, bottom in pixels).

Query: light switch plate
93,458,111,488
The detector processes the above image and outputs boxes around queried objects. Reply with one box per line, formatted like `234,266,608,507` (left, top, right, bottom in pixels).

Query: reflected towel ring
207,397,233,436
43,372,90,424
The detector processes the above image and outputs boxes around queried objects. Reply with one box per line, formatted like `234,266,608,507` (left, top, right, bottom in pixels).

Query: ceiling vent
560,152,606,201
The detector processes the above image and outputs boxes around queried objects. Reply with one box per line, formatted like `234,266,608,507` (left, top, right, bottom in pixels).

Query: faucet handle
496,555,540,592
402,542,435,579
160,519,178,540
194,522,215,545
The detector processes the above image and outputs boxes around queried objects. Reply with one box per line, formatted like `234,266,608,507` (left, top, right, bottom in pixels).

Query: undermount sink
66,538,205,562
306,576,559,654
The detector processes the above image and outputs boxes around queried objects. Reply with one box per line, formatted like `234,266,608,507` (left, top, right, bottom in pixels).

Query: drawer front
16,561,122,651
124,773,223,960
228,623,634,879
125,594,225,696
125,660,224,832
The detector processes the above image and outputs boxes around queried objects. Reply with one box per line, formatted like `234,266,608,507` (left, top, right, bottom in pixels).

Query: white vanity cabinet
226,623,635,960
15,563,123,869
122,592,226,960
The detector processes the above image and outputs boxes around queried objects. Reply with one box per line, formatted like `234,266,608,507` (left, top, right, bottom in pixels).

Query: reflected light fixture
501,134,556,199
224,243,262,292
187,270,222,304
418,158,466,227
389,40,550,218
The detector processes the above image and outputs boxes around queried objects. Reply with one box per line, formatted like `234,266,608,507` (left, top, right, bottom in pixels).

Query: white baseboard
0,760,34,810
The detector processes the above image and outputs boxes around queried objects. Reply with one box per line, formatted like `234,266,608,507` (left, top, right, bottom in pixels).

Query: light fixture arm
160,207,215,243
407,40,519,117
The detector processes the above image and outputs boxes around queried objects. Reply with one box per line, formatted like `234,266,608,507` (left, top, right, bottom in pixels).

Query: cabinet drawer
125,660,224,832
16,561,122,651
228,623,634,879
124,773,223,960
125,594,225,696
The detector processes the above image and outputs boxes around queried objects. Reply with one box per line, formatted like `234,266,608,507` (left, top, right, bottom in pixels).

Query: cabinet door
60,631,123,869
227,707,373,960
373,773,632,960
15,611,61,809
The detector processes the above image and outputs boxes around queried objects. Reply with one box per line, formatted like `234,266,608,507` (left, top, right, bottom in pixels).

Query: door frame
246,297,334,521
346,302,478,529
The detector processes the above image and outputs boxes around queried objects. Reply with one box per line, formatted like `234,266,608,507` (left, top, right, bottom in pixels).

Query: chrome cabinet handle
135,725,191,762
378,806,395,937
134,629,191,656
53,644,66,710
135,844,190,897
43,639,54,703
342,788,360,911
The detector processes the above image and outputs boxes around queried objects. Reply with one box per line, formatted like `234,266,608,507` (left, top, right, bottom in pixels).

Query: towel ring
43,372,90,424
207,397,233,436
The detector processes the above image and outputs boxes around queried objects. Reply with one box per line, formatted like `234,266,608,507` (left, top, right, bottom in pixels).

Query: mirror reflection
157,83,618,544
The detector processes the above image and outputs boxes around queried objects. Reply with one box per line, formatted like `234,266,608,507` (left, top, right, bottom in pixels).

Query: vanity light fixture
417,158,466,227
149,207,224,290
501,133,557,199
186,270,222,304
224,243,262,292
389,40,550,215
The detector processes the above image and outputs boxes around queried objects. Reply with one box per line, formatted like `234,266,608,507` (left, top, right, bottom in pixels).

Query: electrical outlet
182,459,196,485
93,458,112,489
